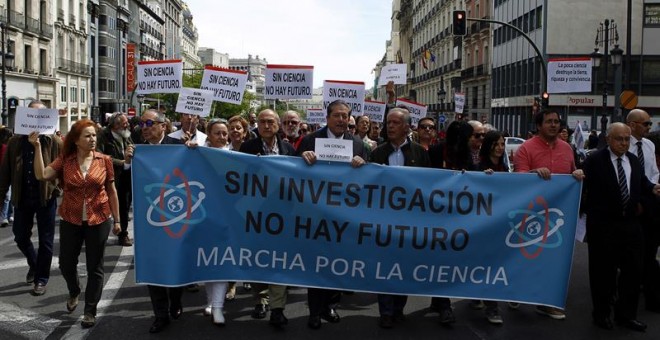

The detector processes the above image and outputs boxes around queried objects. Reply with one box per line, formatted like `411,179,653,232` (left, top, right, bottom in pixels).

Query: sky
186,0,393,89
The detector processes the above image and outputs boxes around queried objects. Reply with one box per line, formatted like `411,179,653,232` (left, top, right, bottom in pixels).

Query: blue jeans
12,197,57,285
1,187,12,221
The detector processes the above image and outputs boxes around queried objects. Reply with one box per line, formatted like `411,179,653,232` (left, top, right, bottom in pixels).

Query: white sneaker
203,305,212,316
212,307,225,326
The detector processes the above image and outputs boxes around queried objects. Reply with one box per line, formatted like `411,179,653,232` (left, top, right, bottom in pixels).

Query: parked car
505,137,525,161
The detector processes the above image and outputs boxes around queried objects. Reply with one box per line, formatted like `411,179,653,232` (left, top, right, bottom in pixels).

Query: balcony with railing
57,58,90,75
8,9,24,28
25,16,40,35
40,22,53,39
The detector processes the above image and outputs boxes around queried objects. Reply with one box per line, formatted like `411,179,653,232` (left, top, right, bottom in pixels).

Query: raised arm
28,132,58,181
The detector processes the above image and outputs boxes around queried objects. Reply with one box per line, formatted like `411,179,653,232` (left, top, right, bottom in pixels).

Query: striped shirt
50,151,114,225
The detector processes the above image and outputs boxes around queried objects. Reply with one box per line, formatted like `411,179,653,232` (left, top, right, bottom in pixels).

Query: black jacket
370,140,430,168
296,126,367,159
239,135,296,156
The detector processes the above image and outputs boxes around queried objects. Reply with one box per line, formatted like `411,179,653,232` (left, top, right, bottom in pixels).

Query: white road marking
0,302,62,339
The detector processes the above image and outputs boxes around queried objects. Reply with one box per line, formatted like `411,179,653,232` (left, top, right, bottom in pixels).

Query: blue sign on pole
438,114,446,123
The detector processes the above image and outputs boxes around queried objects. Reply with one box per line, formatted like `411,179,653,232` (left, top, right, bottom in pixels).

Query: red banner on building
127,43,136,92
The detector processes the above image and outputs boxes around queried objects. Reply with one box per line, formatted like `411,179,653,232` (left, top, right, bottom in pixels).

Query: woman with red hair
29,119,120,328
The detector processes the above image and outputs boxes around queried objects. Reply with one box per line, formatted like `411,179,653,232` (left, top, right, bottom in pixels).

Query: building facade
198,47,228,68
180,3,199,69
1,0,58,129
54,0,91,133
461,0,492,123
492,0,660,136
161,0,181,60
229,54,267,103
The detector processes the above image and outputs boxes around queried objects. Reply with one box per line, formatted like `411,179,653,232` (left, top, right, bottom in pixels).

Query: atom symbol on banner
504,196,565,259
144,168,207,238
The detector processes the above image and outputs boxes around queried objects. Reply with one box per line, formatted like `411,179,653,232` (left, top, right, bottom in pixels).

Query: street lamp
1,22,15,126
590,19,622,148
437,76,446,123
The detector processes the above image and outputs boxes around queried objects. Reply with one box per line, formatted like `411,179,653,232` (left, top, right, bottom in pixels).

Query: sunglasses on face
419,124,436,130
284,121,300,126
636,121,653,127
348,124,356,129
472,133,485,138
139,119,162,128
300,129,308,133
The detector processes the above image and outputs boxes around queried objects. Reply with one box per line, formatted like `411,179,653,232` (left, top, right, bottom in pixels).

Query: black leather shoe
320,308,340,323
149,317,170,333
593,317,613,330
169,305,182,320
251,304,268,319
439,308,456,325
379,315,394,329
307,315,322,329
269,308,288,327
615,318,647,332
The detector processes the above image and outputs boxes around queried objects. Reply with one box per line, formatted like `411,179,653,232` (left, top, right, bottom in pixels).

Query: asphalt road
1,218,658,340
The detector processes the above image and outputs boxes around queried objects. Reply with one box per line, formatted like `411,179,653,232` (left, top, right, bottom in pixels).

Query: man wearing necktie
625,109,660,313
582,122,660,332
297,100,367,330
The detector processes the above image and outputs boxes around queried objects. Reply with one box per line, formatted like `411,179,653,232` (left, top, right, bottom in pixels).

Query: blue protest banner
133,145,581,308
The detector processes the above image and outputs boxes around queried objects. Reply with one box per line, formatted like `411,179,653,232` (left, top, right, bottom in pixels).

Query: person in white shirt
626,109,660,313
168,113,207,145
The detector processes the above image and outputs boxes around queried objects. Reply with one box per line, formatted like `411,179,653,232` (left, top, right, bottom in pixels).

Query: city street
0,217,658,340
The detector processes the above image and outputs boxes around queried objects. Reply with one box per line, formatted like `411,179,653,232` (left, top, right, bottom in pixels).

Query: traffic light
453,10,467,36
541,92,550,108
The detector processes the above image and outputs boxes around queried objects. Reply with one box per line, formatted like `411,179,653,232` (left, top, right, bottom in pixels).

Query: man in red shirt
514,110,584,320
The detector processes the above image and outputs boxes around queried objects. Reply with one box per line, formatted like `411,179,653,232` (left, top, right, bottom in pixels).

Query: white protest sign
306,108,326,125
377,63,408,86
136,60,183,94
396,98,427,128
200,66,248,105
547,57,592,94
264,64,314,100
14,107,59,135
363,100,386,123
314,138,353,163
322,80,365,116
175,88,215,117
455,92,465,113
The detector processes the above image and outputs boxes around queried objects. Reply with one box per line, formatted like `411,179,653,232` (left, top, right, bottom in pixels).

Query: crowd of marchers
1,95,660,334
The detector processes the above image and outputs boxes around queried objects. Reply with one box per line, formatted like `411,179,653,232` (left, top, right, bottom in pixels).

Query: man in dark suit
370,107,429,329
239,109,295,328
296,99,367,329
128,109,184,333
582,122,660,332
97,112,134,246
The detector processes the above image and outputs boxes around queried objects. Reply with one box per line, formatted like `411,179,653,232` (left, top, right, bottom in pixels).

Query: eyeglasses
472,133,485,138
139,119,162,128
284,120,300,126
634,121,653,127
348,124,356,129
419,124,436,130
